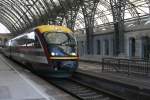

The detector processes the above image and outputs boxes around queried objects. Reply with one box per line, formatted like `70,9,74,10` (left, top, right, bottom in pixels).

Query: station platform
80,55,102,63
80,55,128,63
0,54,76,100
78,59,150,90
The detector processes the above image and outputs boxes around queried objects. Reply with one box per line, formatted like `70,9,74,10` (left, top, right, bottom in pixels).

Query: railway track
47,78,124,100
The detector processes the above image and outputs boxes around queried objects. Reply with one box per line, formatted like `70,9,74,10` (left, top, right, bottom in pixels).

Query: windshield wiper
48,42,75,46
60,40,68,45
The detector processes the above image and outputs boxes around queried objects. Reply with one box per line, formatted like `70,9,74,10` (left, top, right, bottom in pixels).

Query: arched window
97,40,101,55
104,39,109,55
129,37,135,57
141,36,150,60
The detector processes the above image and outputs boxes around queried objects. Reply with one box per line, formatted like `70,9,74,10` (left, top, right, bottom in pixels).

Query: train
2,25,79,78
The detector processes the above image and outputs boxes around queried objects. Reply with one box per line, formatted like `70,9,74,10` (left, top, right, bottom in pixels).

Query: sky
0,23,10,34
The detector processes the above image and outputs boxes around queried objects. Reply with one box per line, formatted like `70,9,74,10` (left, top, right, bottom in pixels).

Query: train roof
35,25,73,33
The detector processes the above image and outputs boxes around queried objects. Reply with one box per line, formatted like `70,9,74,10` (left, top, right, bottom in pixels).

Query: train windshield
44,32,77,56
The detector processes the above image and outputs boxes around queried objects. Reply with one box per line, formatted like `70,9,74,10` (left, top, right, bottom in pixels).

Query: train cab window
12,35,27,47
43,32,77,56
44,32,68,44
26,32,41,48
44,32,76,45
26,32,35,47
34,36,41,48
17,36,27,47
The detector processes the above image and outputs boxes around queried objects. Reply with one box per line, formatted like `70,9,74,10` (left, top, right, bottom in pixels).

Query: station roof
75,0,150,29
0,0,149,34
0,0,74,34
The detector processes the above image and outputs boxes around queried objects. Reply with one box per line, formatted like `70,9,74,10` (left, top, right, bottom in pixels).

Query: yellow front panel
36,25,72,33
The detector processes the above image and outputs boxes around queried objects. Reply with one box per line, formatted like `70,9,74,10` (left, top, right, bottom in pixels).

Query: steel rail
46,78,124,100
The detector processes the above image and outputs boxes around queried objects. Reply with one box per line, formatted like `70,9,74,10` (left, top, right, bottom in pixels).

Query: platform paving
0,54,77,100
79,60,150,90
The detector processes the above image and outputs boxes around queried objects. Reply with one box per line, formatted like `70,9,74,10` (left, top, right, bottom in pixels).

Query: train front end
37,25,79,77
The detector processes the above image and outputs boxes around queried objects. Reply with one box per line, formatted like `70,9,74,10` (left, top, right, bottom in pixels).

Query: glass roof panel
0,0,149,32
74,0,150,30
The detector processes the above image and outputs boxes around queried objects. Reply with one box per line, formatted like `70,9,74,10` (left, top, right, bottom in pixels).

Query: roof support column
81,0,99,54
145,0,150,13
109,0,127,56
66,0,80,31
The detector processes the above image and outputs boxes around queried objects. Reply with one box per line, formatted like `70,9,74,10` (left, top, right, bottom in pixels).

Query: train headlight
51,52,56,56
51,52,58,56
70,52,76,56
